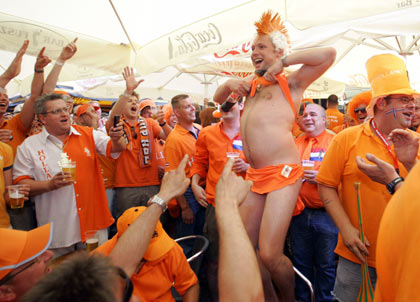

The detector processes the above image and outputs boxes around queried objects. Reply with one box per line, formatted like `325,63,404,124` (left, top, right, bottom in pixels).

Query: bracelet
281,56,289,68
159,121,166,127
55,60,64,66
34,69,44,73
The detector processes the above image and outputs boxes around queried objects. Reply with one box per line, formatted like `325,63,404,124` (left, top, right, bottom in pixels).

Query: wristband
281,56,289,68
386,176,404,195
34,69,44,73
159,121,166,127
55,60,64,66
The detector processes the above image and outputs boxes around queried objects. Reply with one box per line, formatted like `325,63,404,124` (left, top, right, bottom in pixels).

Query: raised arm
106,67,144,131
265,47,336,95
216,158,263,302
0,40,29,89
213,78,251,105
110,155,190,276
42,38,78,95
19,47,51,129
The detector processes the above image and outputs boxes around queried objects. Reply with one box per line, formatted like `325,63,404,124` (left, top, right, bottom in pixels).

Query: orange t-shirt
325,108,344,130
98,155,115,189
190,122,246,206
374,161,420,302
95,237,198,302
316,123,420,267
114,118,162,187
332,124,347,134
0,143,13,228
164,124,200,175
0,113,28,156
295,130,335,208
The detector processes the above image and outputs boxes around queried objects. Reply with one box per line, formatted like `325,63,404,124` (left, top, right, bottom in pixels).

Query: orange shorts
246,164,305,216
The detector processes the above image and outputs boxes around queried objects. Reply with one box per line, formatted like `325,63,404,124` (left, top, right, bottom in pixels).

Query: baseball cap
76,104,92,117
139,99,156,113
0,223,53,280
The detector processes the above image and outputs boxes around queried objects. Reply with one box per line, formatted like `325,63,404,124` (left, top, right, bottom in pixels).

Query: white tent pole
157,71,182,89
204,75,209,98
342,37,387,50
406,35,420,52
109,0,137,55
373,38,399,52
333,38,364,66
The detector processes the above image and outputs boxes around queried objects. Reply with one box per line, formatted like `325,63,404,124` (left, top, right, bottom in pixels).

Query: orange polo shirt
295,130,334,208
0,114,28,156
374,161,420,302
98,155,115,189
316,122,420,267
0,143,13,228
325,108,344,130
164,124,200,175
114,118,162,187
190,122,246,207
96,237,198,302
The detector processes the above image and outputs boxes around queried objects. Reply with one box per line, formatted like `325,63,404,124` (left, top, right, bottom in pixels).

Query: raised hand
122,67,144,93
158,154,190,203
3,40,29,80
227,79,251,98
356,154,399,185
389,128,419,171
35,47,51,70
58,38,78,62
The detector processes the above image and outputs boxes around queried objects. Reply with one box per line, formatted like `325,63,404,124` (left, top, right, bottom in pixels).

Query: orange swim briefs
246,164,305,216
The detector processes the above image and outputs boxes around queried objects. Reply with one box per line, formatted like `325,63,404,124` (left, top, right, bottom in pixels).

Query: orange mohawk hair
254,10,290,54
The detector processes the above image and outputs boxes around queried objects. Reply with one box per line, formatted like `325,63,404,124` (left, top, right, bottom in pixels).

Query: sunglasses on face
354,108,367,114
115,266,133,302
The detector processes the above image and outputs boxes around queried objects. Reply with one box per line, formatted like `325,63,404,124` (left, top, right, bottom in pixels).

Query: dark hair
200,107,220,128
34,93,67,118
327,94,338,106
23,253,117,302
171,94,189,109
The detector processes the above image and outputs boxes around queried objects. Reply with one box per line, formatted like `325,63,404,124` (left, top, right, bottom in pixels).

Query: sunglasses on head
130,126,138,139
354,108,367,114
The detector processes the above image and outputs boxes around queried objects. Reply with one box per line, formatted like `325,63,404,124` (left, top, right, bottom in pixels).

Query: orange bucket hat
0,223,53,280
139,99,156,113
348,91,371,123
76,104,92,117
366,53,418,114
117,206,174,261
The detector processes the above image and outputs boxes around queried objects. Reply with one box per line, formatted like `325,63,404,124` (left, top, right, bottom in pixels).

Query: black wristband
34,69,44,73
386,176,404,195
159,121,166,127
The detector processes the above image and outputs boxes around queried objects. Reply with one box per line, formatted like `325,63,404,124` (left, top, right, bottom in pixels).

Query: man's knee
259,247,290,270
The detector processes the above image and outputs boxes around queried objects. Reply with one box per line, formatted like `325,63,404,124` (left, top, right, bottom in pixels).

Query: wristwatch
386,177,404,195
148,195,167,212
159,121,167,127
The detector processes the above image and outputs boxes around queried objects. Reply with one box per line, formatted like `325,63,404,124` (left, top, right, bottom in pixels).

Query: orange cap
53,90,71,96
0,223,53,280
139,99,156,113
162,104,173,124
76,104,92,117
348,91,371,123
117,206,174,261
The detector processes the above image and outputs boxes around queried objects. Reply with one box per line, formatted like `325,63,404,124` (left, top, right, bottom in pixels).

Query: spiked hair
254,10,290,55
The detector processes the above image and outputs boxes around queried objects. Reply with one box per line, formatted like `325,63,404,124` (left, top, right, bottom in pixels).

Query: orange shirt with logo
325,108,344,130
190,122,246,206
374,161,420,302
295,130,335,208
316,122,420,267
96,237,198,302
0,114,28,156
114,118,162,187
0,143,13,228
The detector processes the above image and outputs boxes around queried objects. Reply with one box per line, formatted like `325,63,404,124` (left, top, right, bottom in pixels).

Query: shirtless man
214,11,336,301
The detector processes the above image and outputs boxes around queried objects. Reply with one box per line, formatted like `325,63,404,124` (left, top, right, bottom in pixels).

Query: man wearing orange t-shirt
317,54,420,302
106,67,171,222
291,103,337,302
325,94,344,130
190,99,248,300
164,94,204,252
13,94,126,257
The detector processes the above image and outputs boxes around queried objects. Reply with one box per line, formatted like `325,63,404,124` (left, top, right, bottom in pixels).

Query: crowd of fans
1,9,420,302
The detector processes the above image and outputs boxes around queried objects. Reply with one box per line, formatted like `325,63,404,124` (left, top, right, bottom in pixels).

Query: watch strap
386,177,404,194
148,195,167,212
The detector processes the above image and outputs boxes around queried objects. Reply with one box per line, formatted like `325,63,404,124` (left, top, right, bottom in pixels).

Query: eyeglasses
130,126,137,139
0,258,38,285
385,95,415,104
114,266,133,302
43,107,70,115
354,108,367,114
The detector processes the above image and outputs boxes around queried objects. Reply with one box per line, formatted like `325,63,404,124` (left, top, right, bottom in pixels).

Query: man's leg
289,208,314,302
239,191,278,301
313,209,338,302
259,180,301,302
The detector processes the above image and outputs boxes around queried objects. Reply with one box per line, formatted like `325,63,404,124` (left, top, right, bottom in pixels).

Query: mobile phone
114,115,120,127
